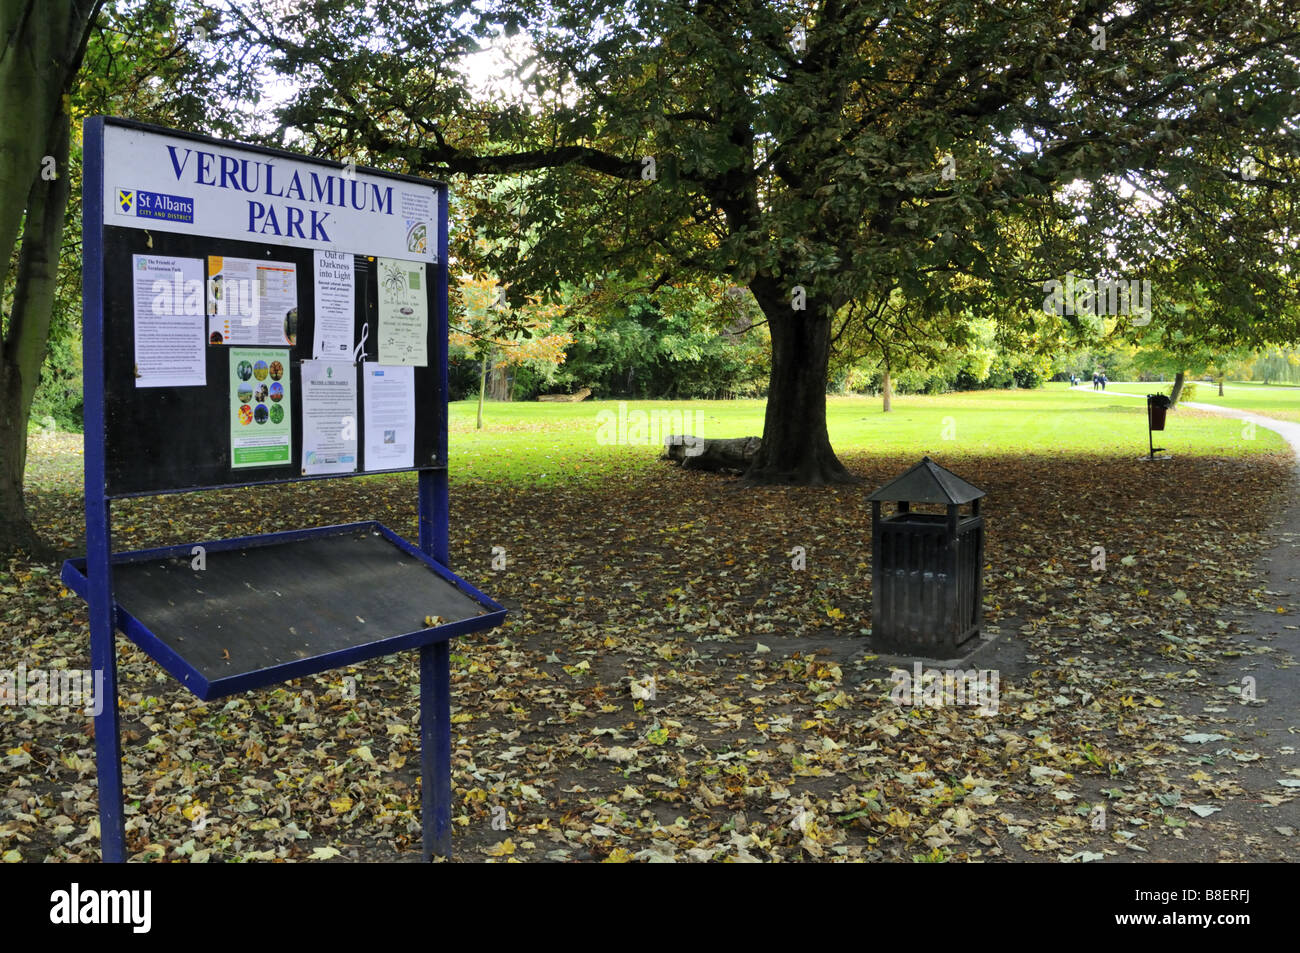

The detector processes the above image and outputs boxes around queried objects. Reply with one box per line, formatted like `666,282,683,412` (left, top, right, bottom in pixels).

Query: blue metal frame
60,522,505,700
418,182,454,860
72,120,487,862
81,116,127,864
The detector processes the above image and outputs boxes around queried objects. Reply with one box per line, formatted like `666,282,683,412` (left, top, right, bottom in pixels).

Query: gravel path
1072,384,1300,857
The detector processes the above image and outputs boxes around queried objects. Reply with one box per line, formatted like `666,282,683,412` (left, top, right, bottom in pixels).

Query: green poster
230,347,292,468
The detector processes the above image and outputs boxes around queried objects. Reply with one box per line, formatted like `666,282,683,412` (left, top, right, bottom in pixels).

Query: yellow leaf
329,796,353,814
603,847,634,863
451,713,473,724
484,838,516,857
885,808,913,828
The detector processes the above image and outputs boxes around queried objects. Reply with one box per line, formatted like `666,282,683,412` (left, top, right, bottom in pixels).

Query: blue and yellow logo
117,189,134,213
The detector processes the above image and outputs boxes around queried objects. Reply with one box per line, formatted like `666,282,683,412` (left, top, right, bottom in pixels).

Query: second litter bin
1147,393,1171,431
868,457,985,657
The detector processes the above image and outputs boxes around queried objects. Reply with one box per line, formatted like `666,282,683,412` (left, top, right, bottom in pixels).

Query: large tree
242,1,1300,483
8,1,1293,513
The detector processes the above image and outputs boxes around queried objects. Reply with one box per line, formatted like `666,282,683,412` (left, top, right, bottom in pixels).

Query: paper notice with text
208,256,299,347
362,363,415,471
301,360,358,475
376,258,427,366
312,250,355,358
132,255,206,387
230,347,292,468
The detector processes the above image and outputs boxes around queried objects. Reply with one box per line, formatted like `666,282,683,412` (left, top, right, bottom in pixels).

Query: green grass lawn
448,387,1286,483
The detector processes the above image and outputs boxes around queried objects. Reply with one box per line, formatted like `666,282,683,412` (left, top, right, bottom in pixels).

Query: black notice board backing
101,225,443,497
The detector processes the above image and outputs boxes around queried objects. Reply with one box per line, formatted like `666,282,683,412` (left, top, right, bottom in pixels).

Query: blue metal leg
420,640,452,860
86,503,125,862
81,117,124,862
418,467,452,859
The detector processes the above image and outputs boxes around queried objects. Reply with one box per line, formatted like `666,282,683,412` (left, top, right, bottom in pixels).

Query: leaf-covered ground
2,432,1298,862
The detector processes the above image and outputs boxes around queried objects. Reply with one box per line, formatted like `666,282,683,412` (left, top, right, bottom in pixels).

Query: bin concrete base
868,627,1000,669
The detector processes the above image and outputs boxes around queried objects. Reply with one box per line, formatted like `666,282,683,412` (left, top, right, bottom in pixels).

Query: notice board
90,119,449,497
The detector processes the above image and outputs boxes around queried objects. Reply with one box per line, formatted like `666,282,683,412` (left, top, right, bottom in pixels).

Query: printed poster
362,363,415,471
230,347,292,468
312,250,355,358
300,360,358,475
376,257,427,366
132,254,205,387
208,256,299,347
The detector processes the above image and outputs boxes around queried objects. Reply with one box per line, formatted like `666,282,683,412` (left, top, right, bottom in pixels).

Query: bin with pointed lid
868,457,985,655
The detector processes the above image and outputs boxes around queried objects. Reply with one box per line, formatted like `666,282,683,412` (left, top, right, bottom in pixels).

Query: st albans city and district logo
115,186,195,224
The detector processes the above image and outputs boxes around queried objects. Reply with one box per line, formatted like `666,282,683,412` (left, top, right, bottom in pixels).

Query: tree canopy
227,0,1300,482
4,0,1300,551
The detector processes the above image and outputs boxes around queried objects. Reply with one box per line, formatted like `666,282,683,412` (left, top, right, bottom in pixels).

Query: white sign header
102,124,437,261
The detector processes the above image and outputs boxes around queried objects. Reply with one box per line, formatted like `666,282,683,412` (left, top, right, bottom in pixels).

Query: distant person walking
1100,373,1107,391
1092,373,1100,390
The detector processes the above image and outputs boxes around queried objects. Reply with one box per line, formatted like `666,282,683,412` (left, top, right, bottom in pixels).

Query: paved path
1074,383,1299,856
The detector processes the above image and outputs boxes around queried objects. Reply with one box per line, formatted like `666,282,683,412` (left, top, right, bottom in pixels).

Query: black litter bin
1148,393,1171,431
868,457,985,656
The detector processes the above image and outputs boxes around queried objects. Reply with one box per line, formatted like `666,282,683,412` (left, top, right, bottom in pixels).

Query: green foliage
28,333,83,431
1247,349,1300,384
839,314,1050,396
22,0,273,435
550,296,769,400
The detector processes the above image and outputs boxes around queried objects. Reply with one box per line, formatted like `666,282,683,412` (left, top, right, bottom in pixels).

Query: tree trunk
489,363,510,401
0,364,41,554
743,283,855,485
0,118,72,556
476,353,488,429
1169,370,1186,409
536,386,592,402
1218,376,1224,396
662,435,760,472
0,0,101,555
882,366,892,413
